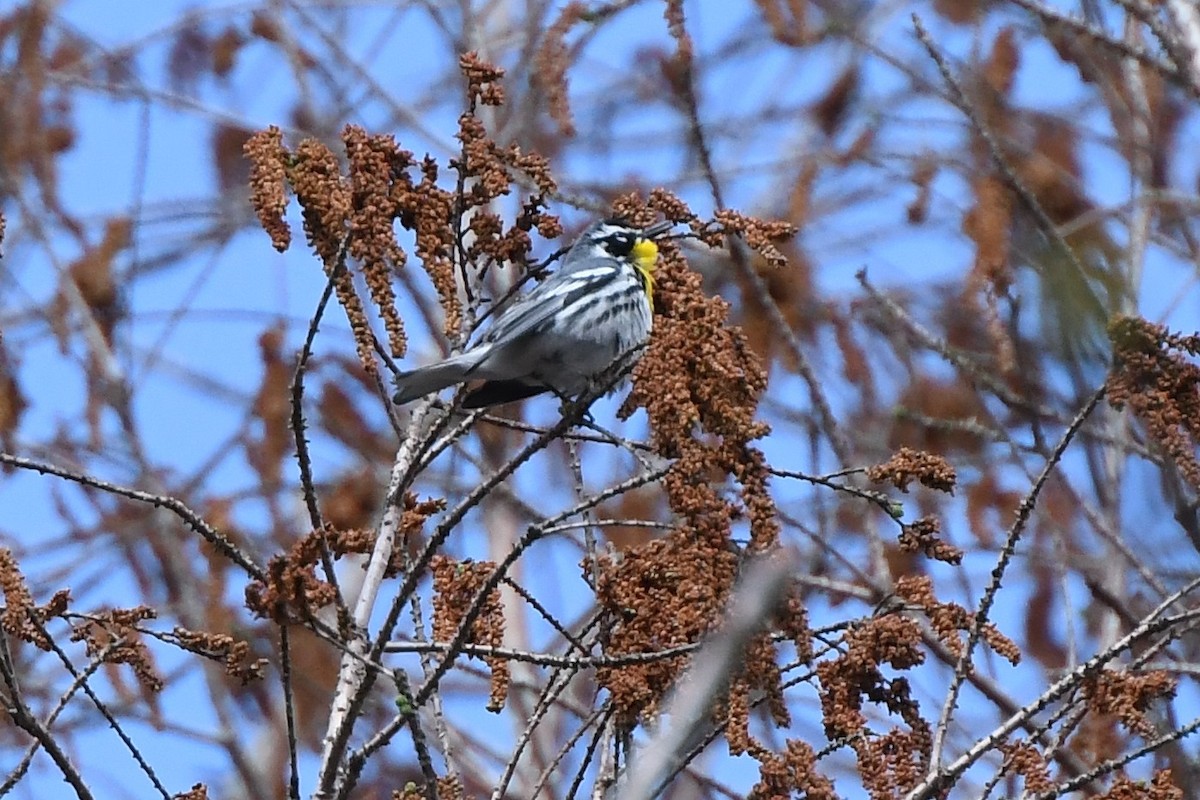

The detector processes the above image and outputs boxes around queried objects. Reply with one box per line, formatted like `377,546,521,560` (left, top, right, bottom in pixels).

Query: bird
392,218,673,409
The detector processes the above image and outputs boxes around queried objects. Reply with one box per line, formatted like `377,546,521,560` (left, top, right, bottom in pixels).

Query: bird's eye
601,232,636,258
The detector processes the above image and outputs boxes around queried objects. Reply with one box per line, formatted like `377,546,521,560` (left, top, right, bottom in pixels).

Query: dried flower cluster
897,515,963,564
246,491,442,622
394,776,464,800
172,626,267,684
867,447,958,494
174,784,208,800
590,529,739,725
1107,316,1200,487
244,53,559,376
50,217,130,350
459,51,505,107
963,174,1014,292
430,556,508,712
327,493,444,576
0,547,66,649
895,575,1021,664
245,531,339,623
709,208,796,269
1083,668,1177,737
248,325,291,489
748,740,837,799
0,341,27,451
1095,771,1184,800
533,3,586,137
855,726,933,797
345,127,410,358
586,192,806,782
245,125,290,252
69,606,164,693
817,614,926,738
813,612,936,797
999,740,1054,795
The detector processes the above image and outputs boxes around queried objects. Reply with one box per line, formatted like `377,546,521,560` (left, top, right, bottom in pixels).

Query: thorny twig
927,386,1105,774
909,580,1200,799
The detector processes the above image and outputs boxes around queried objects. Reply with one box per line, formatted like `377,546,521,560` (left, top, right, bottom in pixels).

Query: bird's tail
392,350,489,405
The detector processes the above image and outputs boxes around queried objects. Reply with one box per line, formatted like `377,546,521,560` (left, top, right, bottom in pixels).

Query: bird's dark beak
640,220,674,239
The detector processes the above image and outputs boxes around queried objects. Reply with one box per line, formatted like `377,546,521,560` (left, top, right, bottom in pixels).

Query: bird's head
569,219,674,301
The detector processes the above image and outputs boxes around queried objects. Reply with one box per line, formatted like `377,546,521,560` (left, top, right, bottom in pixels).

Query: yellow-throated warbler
392,218,673,409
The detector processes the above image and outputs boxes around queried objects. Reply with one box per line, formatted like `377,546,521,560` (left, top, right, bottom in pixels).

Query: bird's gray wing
480,263,616,345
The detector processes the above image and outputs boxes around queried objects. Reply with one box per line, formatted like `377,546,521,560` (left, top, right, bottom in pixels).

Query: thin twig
1006,0,1190,91
495,664,593,799
565,704,617,800
500,576,590,655
672,3,849,465
927,386,1105,774
278,624,301,800
1038,713,1200,799
0,451,264,580
907,580,1200,799
769,465,902,520
0,631,94,800
383,638,706,668
291,248,350,619
313,398,438,798
409,451,665,711
32,618,173,799
0,634,121,796
911,13,1109,329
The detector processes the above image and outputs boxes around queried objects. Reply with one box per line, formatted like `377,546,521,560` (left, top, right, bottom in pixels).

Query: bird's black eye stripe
600,231,637,258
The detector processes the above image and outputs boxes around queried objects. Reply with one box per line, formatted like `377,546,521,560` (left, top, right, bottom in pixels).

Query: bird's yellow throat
631,238,658,302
